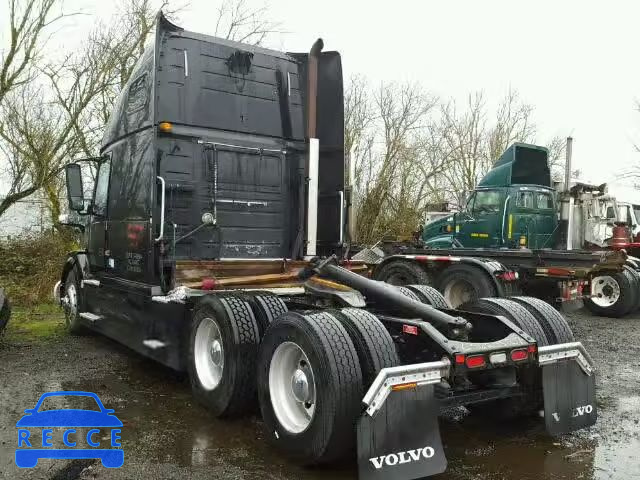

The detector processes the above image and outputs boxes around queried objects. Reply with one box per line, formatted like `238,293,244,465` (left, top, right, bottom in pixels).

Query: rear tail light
511,349,528,361
465,355,486,369
527,344,537,353
497,271,518,281
402,324,418,336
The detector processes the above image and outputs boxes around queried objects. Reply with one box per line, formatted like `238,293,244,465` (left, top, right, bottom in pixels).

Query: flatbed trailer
367,243,629,309
53,13,598,480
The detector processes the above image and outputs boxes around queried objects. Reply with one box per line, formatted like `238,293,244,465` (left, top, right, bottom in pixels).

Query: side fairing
101,46,155,151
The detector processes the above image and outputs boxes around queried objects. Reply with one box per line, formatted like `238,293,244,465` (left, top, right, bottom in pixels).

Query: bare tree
213,0,281,45
0,0,281,226
0,0,67,105
436,88,557,209
486,88,536,161
346,81,446,243
546,135,566,182
437,92,488,209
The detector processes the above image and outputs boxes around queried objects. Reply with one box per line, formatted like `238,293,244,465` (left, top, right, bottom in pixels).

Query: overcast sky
5,0,640,196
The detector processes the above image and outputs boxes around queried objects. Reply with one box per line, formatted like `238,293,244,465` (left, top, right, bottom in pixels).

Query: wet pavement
1,309,639,480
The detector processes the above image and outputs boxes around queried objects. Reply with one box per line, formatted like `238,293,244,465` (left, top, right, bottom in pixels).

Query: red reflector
455,354,465,364
201,278,217,290
402,324,418,335
548,267,571,277
498,271,517,281
511,349,528,361
465,355,486,368
528,344,537,353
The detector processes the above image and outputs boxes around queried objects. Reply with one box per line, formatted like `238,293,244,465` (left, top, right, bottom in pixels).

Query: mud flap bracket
539,342,597,435
357,360,450,480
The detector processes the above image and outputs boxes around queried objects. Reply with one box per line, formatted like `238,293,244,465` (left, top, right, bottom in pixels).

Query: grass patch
4,303,66,341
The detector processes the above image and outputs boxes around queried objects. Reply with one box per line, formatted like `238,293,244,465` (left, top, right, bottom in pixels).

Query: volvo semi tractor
55,13,598,480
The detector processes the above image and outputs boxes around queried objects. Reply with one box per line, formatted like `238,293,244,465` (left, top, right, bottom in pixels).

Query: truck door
456,189,503,247
87,157,111,271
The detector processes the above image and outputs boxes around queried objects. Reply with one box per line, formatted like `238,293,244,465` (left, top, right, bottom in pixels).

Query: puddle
57,357,640,480
2,334,639,480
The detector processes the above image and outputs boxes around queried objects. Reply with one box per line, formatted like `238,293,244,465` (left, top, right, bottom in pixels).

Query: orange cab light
392,382,418,392
465,355,486,369
511,349,528,361
527,344,537,353
158,121,173,133
455,354,465,364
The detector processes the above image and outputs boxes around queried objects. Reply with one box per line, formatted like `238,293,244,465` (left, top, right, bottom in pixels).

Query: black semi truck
55,13,597,480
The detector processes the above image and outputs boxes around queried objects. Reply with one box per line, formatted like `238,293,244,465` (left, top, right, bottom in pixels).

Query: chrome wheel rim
591,276,620,307
194,317,224,390
269,342,316,433
444,279,474,308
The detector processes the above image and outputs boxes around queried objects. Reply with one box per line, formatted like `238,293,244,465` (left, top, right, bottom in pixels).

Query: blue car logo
16,391,123,468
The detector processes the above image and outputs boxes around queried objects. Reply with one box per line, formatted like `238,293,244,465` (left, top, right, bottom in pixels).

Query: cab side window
93,159,111,216
516,191,534,209
536,192,553,209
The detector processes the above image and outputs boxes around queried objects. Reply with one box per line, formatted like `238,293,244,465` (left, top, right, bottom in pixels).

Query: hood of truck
421,215,456,246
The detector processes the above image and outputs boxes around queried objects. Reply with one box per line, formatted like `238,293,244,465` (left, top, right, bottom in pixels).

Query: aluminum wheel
591,276,621,307
269,341,316,434
194,317,225,390
444,279,474,308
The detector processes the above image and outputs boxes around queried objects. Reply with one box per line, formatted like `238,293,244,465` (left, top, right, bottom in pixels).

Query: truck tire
406,284,449,309
62,268,86,335
459,297,547,419
243,292,288,337
396,286,422,302
459,297,549,346
437,264,498,309
584,270,636,318
332,308,399,388
375,260,431,286
188,294,261,417
0,289,10,334
511,296,575,344
257,311,363,465
623,265,640,312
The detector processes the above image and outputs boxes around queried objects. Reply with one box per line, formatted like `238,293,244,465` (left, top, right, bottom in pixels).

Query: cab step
79,312,101,322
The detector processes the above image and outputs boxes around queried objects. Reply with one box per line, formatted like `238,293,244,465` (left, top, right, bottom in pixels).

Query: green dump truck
370,142,638,317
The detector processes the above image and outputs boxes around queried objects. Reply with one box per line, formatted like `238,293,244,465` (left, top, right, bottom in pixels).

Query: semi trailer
372,140,638,317
55,12,597,480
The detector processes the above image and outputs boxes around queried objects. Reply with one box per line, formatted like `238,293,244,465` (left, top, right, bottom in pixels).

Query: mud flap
357,384,447,480
540,343,597,435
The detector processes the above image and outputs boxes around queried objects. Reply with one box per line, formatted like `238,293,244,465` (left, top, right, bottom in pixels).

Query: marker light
511,349,528,361
392,382,418,391
158,122,173,133
465,355,486,369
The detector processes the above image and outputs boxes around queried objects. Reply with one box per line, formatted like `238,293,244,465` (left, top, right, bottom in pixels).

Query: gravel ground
0,307,638,480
